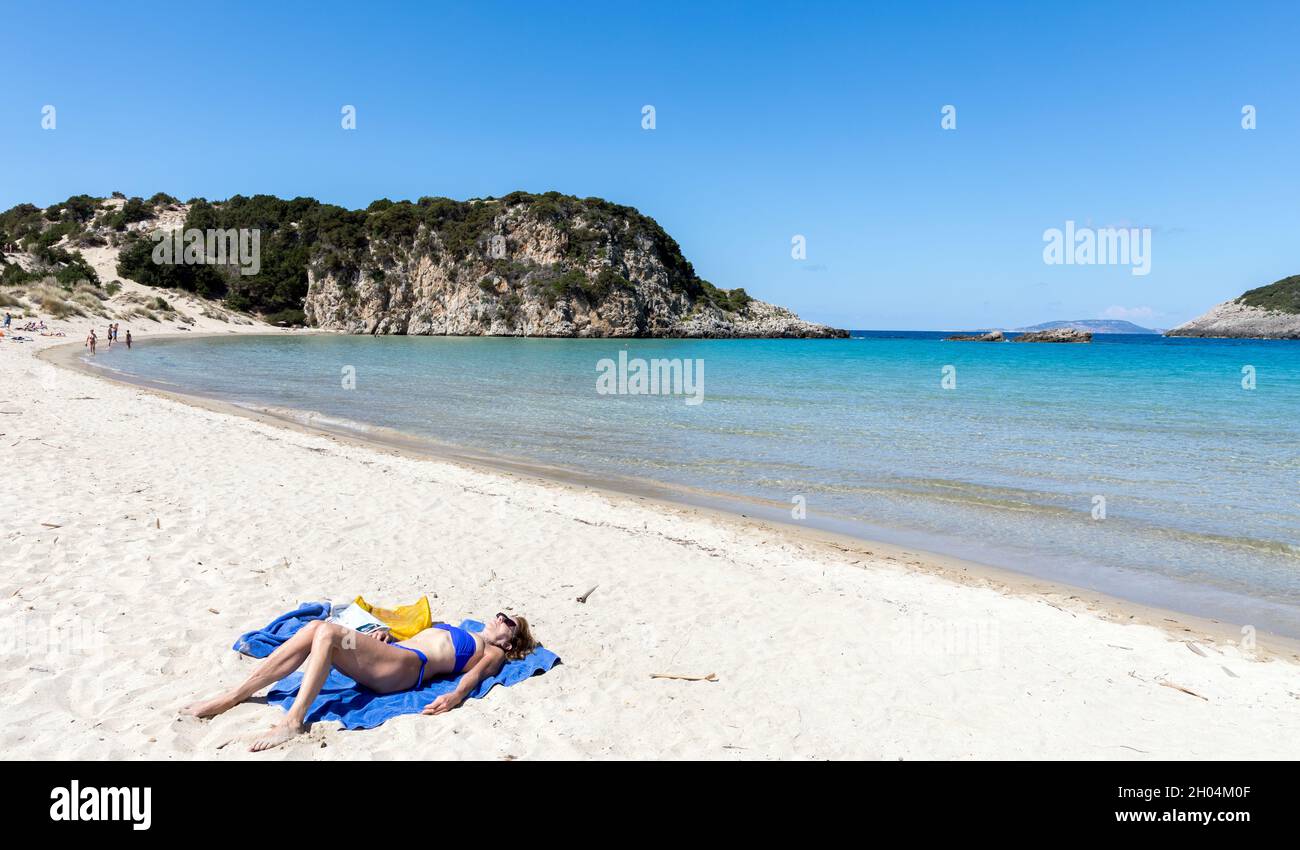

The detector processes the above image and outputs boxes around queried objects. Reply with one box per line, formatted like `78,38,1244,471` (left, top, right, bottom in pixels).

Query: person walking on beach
85,329,96,355
125,329,132,349
3,312,10,330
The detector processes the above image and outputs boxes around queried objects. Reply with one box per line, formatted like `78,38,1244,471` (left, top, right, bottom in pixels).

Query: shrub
71,290,108,315
38,289,80,318
73,282,108,300
105,197,153,231
263,308,306,326
61,195,99,223
2,261,37,286
699,280,752,313
74,230,108,248
0,203,46,247
55,254,99,288
1238,275,1300,314
497,292,522,328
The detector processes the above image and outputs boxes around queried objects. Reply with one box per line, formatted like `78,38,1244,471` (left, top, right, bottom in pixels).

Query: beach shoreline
40,335,1300,658
4,325,1300,759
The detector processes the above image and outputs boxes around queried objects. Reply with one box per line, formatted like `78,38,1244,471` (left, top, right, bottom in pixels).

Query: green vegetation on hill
116,194,363,315
0,196,101,287
2,190,755,323
1237,275,1300,314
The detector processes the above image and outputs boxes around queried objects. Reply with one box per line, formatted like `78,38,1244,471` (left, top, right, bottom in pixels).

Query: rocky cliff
303,192,846,338
2,191,845,338
1166,275,1300,339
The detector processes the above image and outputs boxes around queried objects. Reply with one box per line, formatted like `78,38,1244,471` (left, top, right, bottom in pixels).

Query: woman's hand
421,694,462,715
366,628,392,643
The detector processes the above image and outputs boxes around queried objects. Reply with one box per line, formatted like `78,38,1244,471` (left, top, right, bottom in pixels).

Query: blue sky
2,1,1297,329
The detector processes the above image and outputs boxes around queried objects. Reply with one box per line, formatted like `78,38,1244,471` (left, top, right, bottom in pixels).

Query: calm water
88,332,1300,635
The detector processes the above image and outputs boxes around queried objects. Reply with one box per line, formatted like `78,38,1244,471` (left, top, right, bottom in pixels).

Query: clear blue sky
2,1,1297,329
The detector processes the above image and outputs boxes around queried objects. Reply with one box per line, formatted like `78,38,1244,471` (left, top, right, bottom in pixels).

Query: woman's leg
182,620,325,718
249,622,416,752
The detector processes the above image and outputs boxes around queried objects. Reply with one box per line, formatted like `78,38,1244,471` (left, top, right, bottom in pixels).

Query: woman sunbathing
183,612,535,751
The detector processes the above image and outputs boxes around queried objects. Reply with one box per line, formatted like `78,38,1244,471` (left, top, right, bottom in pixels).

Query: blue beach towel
265,619,560,730
232,600,331,658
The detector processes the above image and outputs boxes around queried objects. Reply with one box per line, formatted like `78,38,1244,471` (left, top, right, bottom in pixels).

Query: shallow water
88,331,1300,636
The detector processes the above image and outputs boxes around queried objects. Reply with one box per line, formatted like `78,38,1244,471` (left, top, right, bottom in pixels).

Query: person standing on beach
3,311,10,330
125,329,132,349
86,329,97,355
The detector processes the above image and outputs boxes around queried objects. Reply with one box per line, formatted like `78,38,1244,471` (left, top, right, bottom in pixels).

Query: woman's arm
421,647,506,715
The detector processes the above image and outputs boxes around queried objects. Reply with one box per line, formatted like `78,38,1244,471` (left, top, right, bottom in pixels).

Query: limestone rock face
1013,328,1092,343
1166,299,1300,339
302,196,847,338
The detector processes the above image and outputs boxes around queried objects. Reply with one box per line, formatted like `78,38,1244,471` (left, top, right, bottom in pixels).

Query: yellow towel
353,595,432,641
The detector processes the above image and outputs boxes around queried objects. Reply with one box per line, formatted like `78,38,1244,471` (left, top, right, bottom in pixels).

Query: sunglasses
497,612,518,631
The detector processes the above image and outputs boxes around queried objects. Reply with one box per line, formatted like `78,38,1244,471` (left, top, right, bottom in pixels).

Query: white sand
3,314,1300,760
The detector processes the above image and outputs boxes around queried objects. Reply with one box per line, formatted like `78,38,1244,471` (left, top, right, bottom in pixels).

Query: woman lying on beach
183,612,535,751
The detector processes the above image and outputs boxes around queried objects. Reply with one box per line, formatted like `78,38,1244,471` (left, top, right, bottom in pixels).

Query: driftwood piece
651,672,718,682
1159,679,1208,701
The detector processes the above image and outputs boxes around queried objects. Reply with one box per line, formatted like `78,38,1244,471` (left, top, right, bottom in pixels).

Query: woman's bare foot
249,719,304,752
182,692,240,718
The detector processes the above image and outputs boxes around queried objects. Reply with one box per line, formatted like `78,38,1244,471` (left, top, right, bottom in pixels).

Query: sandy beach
0,311,1297,761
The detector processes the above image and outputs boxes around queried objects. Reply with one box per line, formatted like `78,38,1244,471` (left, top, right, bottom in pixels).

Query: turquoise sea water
87,332,1300,635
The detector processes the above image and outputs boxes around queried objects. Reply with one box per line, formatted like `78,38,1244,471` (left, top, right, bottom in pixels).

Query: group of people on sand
85,323,131,355
2,313,67,340
5,312,48,332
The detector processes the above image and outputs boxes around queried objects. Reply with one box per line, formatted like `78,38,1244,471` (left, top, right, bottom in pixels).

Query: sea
84,331,1300,636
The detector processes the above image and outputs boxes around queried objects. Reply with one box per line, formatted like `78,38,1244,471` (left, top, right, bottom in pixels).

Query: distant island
1016,319,1159,335
0,192,847,339
1166,275,1300,339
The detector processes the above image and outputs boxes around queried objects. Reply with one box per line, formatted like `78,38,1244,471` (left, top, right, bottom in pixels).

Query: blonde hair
507,615,537,662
